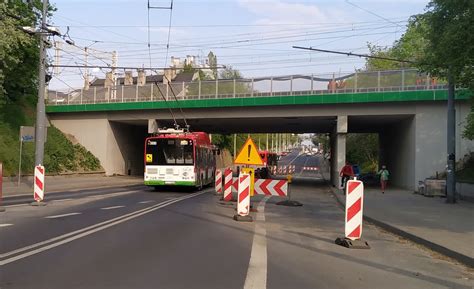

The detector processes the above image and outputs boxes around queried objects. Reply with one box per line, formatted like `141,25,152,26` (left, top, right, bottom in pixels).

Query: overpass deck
46,69,470,113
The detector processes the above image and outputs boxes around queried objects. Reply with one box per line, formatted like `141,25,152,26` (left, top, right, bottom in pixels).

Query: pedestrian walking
377,165,390,194
340,161,354,192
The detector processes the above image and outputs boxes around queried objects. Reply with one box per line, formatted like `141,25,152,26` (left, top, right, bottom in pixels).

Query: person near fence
377,165,390,194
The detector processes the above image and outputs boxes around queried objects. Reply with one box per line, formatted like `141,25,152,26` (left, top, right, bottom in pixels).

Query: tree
416,0,474,139
346,134,379,173
365,17,428,71
311,134,329,151
0,1,42,111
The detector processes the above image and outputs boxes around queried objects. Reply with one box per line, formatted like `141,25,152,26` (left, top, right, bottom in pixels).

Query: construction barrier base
335,237,370,249
276,200,303,207
218,201,235,206
30,201,47,207
233,214,253,222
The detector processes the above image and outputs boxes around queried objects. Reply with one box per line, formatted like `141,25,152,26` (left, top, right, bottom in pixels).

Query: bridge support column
148,119,159,134
331,116,347,188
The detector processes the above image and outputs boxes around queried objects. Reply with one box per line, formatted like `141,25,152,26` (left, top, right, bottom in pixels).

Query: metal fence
47,69,447,105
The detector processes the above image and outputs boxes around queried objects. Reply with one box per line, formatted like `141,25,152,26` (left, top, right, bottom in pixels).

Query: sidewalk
332,187,474,267
1,174,143,197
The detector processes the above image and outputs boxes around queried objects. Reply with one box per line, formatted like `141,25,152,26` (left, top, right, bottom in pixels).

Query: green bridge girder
46,89,470,113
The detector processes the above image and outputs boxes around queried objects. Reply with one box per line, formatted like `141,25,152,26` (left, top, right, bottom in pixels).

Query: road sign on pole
234,138,264,166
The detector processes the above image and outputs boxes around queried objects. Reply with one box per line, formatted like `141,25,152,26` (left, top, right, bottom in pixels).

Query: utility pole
266,133,269,151
111,51,117,100
233,134,237,157
446,71,456,203
84,47,89,90
54,41,60,75
34,0,48,167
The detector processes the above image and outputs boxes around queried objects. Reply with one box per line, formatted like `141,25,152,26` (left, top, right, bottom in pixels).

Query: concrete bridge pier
330,115,347,188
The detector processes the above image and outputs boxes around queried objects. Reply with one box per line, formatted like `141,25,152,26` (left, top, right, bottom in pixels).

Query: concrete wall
50,114,148,176
380,116,416,190
413,102,474,190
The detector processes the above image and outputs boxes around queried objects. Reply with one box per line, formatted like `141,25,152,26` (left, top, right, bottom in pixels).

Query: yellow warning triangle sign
234,138,264,165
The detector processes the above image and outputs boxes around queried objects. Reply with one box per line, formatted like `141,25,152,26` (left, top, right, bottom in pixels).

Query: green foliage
463,103,474,140
416,0,474,139
0,1,46,110
212,134,233,151
0,1,100,176
365,17,428,71
74,144,101,171
346,133,379,173
311,134,329,150
417,0,474,90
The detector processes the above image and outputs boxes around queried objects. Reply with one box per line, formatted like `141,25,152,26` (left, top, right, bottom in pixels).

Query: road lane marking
0,224,13,228
51,198,73,203
3,189,142,208
45,212,82,219
100,205,125,210
0,190,209,266
138,200,154,204
244,196,271,289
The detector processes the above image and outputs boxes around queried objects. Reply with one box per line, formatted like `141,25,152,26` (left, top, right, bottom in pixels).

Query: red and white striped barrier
345,180,364,240
237,173,251,217
302,166,319,171
271,165,296,175
231,177,288,197
254,179,288,196
34,165,45,202
215,169,222,194
223,168,233,201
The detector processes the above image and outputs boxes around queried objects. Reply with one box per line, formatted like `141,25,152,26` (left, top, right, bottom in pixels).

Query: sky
47,0,430,90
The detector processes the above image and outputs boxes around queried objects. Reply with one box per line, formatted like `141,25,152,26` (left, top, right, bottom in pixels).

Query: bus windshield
146,138,194,166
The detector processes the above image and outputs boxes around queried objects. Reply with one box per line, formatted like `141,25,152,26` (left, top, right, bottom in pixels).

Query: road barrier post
335,179,370,249
0,162,5,212
233,173,252,222
215,169,222,195
31,165,47,206
223,168,233,202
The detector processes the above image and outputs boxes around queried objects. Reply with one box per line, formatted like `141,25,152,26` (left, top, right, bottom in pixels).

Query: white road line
51,198,73,203
0,224,13,228
100,205,125,210
0,190,208,266
45,212,82,219
243,196,271,289
3,189,141,208
138,200,154,204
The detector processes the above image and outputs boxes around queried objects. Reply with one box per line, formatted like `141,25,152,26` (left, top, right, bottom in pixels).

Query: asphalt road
0,157,471,289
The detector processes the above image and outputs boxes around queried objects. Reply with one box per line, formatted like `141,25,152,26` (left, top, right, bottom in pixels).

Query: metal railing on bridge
47,69,447,105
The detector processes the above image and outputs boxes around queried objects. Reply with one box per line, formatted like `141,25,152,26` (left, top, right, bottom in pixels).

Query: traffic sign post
241,167,255,197
335,179,370,249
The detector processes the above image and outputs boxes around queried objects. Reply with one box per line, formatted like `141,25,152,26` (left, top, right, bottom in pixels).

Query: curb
328,187,474,268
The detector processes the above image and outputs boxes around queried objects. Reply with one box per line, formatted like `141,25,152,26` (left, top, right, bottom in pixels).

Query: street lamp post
34,0,49,167
446,71,456,203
